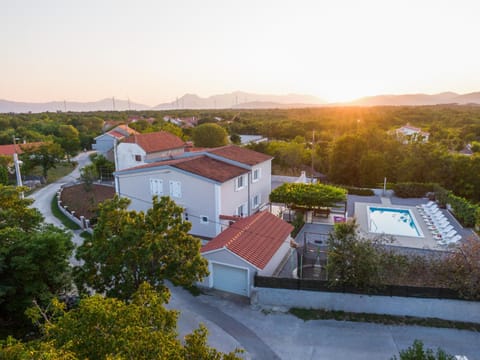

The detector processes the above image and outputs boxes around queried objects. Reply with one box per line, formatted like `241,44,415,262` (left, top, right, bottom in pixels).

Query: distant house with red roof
92,124,139,161
0,142,44,158
114,145,272,239
116,131,187,170
163,115,198,128
200,211,293,296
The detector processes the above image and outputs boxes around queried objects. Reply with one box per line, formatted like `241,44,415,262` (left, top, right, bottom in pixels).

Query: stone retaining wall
251,287,480,323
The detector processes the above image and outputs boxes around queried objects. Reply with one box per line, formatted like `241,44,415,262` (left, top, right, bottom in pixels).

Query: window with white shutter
169,180,182,198
149,179,163,196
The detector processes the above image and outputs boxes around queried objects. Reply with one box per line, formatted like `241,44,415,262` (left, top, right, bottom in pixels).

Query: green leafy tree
57,124,80,162
1,283,242,359
160,122,184,139
326,220,387,289
20,142,65,179
79,163,99,192
90,153,115,180
358,151,387,187
0,165,8,185
0,185,73,326
75,196,208,300
328,134,367,186
230,133,241,144
391,339,455,360
192,123,228,148
269,182,347,209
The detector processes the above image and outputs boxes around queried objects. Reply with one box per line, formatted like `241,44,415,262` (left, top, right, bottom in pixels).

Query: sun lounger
439,225,453,233
442,229,457,238
421,201,434,207
447,234,462,244
436,221,451,229
426,207,441,215
422,201,436,209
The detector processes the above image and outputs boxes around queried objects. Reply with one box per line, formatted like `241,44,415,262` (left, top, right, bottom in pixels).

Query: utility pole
12,136,23,199
311,130,315,183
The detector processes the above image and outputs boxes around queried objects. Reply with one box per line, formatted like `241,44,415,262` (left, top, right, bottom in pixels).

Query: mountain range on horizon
1,91,480,113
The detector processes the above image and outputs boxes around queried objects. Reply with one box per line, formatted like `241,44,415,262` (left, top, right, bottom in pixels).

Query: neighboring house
0,142,44,158
114,145,272,239
127,116,155,124
239,134,268,145
199,210,293,296
115,131,186,170
163,115,198,128
459,143,473,156
395,124,430,143
92,125,139,160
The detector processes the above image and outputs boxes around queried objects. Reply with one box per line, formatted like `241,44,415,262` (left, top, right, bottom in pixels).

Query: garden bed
60,183,115,220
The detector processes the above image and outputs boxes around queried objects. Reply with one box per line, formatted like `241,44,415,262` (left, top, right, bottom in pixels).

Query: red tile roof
201,211,293,270
107,130,126,139
0,142,44,156
123,131,185,153
118,155,248,183
115,124,139,135
207,145,272,166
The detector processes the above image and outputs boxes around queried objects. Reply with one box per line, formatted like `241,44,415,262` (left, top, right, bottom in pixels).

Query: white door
212,263,249,296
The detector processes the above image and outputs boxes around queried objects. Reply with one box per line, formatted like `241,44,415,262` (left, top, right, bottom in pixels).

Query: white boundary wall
251,287,480,323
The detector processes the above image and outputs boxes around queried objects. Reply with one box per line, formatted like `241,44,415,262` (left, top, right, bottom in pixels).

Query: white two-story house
115,131,186,170
113,145,272,239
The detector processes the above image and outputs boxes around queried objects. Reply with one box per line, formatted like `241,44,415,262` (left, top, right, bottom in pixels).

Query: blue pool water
368,207,424,237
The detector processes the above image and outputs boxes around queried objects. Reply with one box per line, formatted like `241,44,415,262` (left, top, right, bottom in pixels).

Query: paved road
30,151,94,264
30,151,93,225
171,286,480,360
168,286,279,360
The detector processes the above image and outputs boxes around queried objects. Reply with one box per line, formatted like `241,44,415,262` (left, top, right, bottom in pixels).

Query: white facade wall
250,160,272,211
219,160,272,217
220,176,251,218
116,143,146,170
258,240,292,276
116,168,219,239
144,147,184,162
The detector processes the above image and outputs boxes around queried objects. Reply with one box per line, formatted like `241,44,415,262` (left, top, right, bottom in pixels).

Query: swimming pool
367,207,424,237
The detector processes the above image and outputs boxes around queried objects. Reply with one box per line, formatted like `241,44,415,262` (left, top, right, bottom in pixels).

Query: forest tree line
1,105,480,201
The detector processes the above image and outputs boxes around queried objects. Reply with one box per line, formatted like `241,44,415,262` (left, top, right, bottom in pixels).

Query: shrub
391,339,455,360
343,186,374,196
393,182,437,198
446,193,479,227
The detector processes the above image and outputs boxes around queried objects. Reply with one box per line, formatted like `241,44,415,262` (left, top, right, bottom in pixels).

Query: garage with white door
200,211,294,297
211,263,249,296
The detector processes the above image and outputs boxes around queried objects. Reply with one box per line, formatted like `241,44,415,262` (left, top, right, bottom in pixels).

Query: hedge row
343,186,375,196
446,193,480,228
392,182,437,198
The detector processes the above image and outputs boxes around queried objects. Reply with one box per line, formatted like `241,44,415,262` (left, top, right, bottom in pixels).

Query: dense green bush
446,193,479,227
270,183,347,207
393,182,437,198
343,186,375,196
391,339,454,360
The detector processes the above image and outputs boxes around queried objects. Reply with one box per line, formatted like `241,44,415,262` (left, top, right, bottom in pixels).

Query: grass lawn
288,308,480,331
29,161,77,183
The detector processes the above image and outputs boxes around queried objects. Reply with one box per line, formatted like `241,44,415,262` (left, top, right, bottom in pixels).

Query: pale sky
2,0,480,105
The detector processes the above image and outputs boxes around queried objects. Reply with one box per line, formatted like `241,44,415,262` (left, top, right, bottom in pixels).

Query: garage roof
201,211,293,269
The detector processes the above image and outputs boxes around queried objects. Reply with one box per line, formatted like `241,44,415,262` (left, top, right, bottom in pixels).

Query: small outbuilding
200,210,293,297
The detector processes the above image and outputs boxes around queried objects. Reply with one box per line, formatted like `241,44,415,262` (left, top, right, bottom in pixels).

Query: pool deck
355,196,446,250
